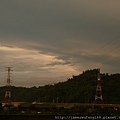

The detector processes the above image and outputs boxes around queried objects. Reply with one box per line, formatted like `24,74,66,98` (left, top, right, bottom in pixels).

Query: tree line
0,69,120,104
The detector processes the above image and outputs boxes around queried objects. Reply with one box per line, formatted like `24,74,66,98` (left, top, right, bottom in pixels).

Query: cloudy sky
0,0,120,87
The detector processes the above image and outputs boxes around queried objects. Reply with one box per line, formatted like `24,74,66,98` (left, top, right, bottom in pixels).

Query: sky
0,0,120,87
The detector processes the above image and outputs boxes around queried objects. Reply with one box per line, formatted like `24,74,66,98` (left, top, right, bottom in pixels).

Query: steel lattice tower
4,67,13,106
94,68,103,104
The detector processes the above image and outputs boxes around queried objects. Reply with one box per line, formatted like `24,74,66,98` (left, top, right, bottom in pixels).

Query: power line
88,32,120,61
84,32,120,71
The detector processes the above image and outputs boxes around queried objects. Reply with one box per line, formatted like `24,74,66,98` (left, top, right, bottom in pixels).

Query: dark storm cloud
0,0,119,45
47,61,72,66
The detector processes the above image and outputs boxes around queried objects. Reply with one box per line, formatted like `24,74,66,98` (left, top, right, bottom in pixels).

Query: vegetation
0,69,120,104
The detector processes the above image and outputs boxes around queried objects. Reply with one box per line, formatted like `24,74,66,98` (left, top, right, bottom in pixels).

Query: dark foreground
1,103,120,120
0,115,55,120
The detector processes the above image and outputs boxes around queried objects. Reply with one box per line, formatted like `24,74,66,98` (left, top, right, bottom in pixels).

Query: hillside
0,69,120,104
